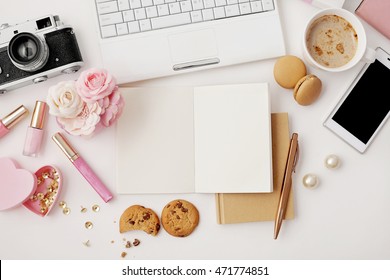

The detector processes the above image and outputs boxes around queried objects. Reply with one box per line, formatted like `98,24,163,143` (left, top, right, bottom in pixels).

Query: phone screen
331,59,390,144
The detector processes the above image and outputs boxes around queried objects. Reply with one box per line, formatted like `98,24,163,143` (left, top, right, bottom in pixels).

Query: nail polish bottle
0,105,28,138
23,101,47,157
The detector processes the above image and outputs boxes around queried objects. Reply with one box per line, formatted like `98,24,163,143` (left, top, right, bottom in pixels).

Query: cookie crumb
121,252,127,258
133,239,140,246
111,240,115,244
125,241,131,248
83,240,90,247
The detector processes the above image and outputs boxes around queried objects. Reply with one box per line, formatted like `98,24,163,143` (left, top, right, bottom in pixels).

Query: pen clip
292,143,299,173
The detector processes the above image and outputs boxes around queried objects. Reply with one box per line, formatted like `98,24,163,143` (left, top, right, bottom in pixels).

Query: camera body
0,15,83,94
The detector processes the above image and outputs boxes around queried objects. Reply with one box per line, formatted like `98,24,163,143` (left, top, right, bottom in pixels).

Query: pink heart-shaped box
23,165,62,217
0,157,62,216
0,158,36,211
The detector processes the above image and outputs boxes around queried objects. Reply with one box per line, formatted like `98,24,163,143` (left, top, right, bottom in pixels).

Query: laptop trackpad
168,29,218,64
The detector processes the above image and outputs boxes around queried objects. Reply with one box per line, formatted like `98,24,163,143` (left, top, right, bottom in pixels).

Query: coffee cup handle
362,47,376,64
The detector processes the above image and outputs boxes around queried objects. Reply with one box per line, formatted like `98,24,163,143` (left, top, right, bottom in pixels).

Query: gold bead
63,207,71,215
92,205,100,212
85,221,93,229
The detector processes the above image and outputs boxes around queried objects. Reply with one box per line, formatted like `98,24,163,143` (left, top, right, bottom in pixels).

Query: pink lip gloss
23,101,47,157
52,132,113,203
0,105,28,138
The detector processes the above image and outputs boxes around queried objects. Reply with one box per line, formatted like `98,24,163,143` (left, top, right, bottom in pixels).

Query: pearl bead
302,173,319,189
324,154,340,169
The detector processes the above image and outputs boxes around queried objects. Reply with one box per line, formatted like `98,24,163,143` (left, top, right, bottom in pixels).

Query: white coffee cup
302,8,375,72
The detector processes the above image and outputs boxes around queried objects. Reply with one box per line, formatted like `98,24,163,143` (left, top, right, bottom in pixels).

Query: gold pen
274,133,299,239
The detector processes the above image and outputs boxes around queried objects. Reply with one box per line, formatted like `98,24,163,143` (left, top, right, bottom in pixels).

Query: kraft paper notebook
216,113,295,224
116,83,272,194
356,0,390,40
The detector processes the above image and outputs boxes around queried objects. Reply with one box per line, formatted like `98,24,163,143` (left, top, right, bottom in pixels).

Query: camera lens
8,32,49,72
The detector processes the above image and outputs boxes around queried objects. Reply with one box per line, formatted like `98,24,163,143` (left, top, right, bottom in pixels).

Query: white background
1,0,390,260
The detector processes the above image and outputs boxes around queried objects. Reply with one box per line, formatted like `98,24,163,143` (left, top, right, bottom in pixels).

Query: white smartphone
323,47,390,153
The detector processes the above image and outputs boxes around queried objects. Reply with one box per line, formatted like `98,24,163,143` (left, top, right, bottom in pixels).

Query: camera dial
62,65,81,74
8,32,49,72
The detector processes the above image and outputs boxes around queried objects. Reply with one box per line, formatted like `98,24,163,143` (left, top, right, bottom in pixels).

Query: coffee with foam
306,15,358,68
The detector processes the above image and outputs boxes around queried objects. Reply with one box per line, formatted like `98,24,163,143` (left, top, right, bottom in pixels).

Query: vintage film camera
0,15,83,94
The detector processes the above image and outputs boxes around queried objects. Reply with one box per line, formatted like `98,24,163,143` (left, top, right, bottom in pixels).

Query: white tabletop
1,0,390,260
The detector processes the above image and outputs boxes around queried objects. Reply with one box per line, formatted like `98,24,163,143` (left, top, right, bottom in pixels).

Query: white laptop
93,0,286,83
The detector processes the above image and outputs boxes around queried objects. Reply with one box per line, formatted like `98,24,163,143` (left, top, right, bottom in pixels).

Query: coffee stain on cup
306,15,358,68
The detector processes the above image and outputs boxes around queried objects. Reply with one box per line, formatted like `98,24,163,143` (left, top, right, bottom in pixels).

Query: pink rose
76,68,116,102
97,95,110,115
100,87,125,127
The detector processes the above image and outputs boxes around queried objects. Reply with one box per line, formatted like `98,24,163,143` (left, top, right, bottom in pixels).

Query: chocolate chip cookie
119,205,160,236
161,199,199,237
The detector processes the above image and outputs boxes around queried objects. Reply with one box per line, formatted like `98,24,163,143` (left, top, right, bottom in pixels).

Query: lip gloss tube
52,132,113,203
23,101,47,157
0,105,28,138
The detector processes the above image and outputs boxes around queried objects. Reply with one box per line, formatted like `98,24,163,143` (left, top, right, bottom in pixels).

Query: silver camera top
0,15,62,46
0,15,67,73
0,14,83,94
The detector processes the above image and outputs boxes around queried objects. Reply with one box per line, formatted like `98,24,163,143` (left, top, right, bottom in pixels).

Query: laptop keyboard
95,0,275,38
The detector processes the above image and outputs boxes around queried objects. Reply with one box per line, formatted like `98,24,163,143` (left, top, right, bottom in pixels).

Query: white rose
57,102,102,136
47,80,84,118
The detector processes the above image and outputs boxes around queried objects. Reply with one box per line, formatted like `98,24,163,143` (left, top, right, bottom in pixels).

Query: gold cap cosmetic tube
30,101,47,129
2,105,29,128
52,132,79,162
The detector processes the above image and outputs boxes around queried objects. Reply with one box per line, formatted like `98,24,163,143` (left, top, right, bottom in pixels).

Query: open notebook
116,83,272,194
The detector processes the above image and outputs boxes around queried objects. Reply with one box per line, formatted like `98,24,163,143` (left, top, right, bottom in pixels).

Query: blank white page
193,83,273,193
116,87,195,194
